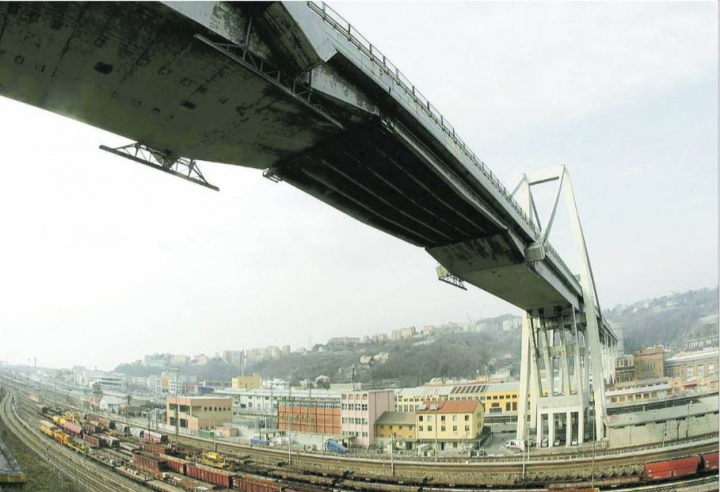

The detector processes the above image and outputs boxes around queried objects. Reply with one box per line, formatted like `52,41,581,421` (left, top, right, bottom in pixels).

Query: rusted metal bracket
99,142,219,191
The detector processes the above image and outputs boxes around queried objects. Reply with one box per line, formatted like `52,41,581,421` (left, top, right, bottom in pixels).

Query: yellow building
374,411,416,448
396,382,520,416
166,396,232,431
416,400,484,451
231,373,262,390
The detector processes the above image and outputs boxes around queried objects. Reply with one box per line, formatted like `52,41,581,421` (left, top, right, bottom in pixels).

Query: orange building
278,396,341,436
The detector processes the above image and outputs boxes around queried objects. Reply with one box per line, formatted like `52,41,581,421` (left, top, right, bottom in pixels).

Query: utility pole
390,431,395,476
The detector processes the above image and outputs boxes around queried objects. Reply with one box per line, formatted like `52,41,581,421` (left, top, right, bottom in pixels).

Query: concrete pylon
515,166,614,444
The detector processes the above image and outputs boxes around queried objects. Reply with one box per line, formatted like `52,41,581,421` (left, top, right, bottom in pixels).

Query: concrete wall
608,410,719,448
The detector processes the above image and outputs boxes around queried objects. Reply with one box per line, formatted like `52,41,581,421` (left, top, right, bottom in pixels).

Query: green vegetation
0,417,77,491
250,330,521,388
607,286,718,353
114,287,718,387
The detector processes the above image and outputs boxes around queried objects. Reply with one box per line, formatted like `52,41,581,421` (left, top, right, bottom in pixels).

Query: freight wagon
119,442,140,454
164,455,189,475
644,456,701,480
234,475,287,492
142,442,167,454
133,452,168,476
83,434,103,449
129,427,145,439
186,462,235,488
83,422,102,434
100,435,120,448
144,431,169,444
62,421,83,437
115,424,130,436
701,452,719,471
40,421,56,437
98,417,115,430
250,438,270,447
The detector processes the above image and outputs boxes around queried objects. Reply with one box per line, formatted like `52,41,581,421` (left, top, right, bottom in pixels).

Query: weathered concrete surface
0,1,587,313
0,436,25,484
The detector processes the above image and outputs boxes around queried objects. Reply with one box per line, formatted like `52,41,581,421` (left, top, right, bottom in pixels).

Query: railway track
4,378,718,490
0,389,149,492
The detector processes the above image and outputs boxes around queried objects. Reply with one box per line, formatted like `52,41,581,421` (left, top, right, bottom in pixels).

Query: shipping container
62,421,83,437
133,452,168,474
186,462,235,488
645,456,700,480
83,434,102,449
144,430,168,444
164,455,189,475
234,476,284,492
701,452,719,471
142,442,167,454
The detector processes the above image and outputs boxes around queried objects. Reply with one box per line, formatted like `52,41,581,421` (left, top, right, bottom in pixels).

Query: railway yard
0,376,717,492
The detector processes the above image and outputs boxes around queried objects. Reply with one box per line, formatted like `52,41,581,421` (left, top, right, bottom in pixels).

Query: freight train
131,451,297,491
34,404,718,490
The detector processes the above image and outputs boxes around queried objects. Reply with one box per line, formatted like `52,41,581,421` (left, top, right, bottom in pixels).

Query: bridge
0,1,617,445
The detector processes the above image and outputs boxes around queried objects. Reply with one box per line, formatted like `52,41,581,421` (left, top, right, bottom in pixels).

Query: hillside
606,286,718,353
250,329,522,388
114,286,718,386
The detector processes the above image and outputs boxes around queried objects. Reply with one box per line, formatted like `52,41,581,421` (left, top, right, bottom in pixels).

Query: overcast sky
0,2,717,371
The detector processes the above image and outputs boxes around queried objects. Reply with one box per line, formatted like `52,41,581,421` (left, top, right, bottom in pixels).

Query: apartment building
231,373,262,390
416,400,484,451
340,390,395,447
374,412,416,449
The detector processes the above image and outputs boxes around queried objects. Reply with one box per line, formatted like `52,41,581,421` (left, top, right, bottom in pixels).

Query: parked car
554,439,561,447
571,439,579,446
541,438,548,447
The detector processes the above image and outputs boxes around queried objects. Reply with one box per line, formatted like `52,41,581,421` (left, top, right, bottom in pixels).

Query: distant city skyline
0,2,717,370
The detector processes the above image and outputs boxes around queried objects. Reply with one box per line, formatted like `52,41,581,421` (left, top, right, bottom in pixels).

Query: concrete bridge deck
0,1,592,316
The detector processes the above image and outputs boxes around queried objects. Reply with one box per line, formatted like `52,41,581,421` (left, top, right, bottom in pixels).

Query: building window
419,415,423,422
710,364,715,374
452,425,457,432
441,416,446,422
465,425,470,432
419,426,423,431
698,366,705,377
452,415,457,422
465,415,470,421
688,367,694,377
441,426,446,432
428,425,433,431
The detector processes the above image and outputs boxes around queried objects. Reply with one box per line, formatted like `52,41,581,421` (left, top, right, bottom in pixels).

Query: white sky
0,2,717,370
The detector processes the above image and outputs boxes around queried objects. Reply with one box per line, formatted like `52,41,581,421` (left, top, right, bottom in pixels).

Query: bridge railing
307,3,536,229
308,2,584,286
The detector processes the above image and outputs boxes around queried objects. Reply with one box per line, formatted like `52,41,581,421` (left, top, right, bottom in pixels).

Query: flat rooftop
607,395,718,427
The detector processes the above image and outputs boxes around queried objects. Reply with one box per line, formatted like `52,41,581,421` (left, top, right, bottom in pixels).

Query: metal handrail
307,2,535,231
307,2,584,288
